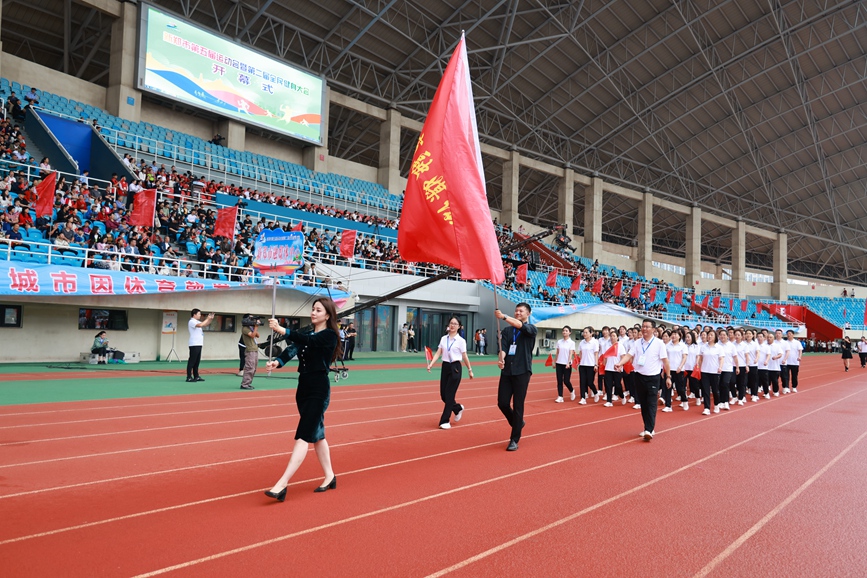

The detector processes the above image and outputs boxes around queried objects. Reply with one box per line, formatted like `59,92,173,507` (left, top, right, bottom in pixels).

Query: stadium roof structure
4,0,866,284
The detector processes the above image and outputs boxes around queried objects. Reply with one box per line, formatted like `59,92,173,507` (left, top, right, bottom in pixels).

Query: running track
1,355,865,577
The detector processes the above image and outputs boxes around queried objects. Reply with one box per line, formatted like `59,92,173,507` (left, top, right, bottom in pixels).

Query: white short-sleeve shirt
579,338,600,366
666,342,687,370
699,343,723,373
188,317,204,347
767,342,783,371
556,338,576,365
787,339,803,365
437,334,467,363
629,336,668,376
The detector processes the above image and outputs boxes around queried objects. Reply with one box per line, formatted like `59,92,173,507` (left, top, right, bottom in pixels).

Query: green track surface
0,353,504,406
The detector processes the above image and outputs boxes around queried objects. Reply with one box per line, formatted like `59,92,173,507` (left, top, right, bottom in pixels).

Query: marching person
766,332,784,395
857,336,867,368
718,330,739,411
553,326,577,403
495,303,537,452
786,330,803,391
696,329,724,415
602,332,626,407
757,332,771,399
187,309,214,382
744,329,760,402
615,319,670,441
666,330,688,411
733,329,749,405
427,316,473,429
264,298,341,501
841,335,853,372
577,327,600,404
776,329,791,393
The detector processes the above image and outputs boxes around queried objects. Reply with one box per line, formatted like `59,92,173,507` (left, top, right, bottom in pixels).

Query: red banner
571,274,582,291
741,299,748,312
701,295,710,308
665,289,672,303
35,172,56,218
213,206,238,241
515,263,528,285
630,282,642,299
675,291,683,305
340,229,357,259
546,270,557,287
291,222,303,232
612,280,623,297
592,277,604,293
648,287,657,302
712,295,721,309
398,34,504,284
129,189,157,227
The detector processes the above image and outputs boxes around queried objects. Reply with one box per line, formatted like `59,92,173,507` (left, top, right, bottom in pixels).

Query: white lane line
692,429,867,578
132,386,867,578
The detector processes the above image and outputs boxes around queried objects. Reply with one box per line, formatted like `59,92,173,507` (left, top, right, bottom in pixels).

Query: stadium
1,1,865,576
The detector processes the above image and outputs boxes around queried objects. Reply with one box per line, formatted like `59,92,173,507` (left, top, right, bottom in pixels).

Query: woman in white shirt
718,331,738,411
658,331,674,410
684,330,702,406
743,330,760,402
666,330,688,411
766,332,784,397
786,330,804,392
696,329,724,415
733,329,749,406
577,327,600,404
757,332,771,399
602,333,626,407
597,327,611,402
427,316,474,429
554,326,577,403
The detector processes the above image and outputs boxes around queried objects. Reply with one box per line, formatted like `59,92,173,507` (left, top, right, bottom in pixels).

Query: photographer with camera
240,314,262,390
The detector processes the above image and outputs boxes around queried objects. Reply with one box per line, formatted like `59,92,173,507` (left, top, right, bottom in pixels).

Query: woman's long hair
314,297,343,363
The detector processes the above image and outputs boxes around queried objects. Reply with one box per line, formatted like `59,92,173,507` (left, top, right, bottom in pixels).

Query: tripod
166,328,180,362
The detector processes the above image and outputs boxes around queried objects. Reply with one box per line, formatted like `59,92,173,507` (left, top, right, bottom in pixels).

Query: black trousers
859,353,867,367
659,373,672,407
603,371,621,402
769,370,781,393
634,373,660,433
187,345,202,379
688,374,701,399
238,346,246,371
748,366,759,396
497,372,531,443
780,364,789,389
439,361,463,425
578,365,598,398
555,364,574,396
346,338,356,359
758,369,770,394
701,373,720,409
672,371,687,403
735,367,748,400
788,365,800,389
719,371,734,403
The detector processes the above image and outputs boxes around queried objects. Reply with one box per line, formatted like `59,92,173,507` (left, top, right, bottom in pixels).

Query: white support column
378,108,402,196
105,1,141,122
636,192,653,278
557,167,574,233
731,220,746,298
216,120,245,152
773,232,788,300
583,177,603,261
685,206,702,290
501,150,520,227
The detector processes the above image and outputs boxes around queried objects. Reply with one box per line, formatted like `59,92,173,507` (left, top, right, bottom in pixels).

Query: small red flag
601,344,619,359
340,229,357,259
424,346,433,363
741,299,748,312
612,280,623,297
728,298,734,311
213,206,238,241
291,222,303,232
675,291,683,305
623,361,634,374
701,295,710,308
648,288,657,302
712,295,721,309
665,290,672,303
546,270,557,287
592,277,604,293
515,263,528,285
35,172,56,218
545,353,553,367
598,360,605,375
571,274,582,291
630,282,642,299
691,366,701,380
398,34,505,284
129,189,157,227
571,355,579,370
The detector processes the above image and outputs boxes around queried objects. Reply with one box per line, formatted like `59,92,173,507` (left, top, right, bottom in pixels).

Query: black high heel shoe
314,476,337,493
264,487,287,502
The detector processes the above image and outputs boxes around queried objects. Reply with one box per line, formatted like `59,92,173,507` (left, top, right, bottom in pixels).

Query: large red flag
291,222,303,232
665,289,672,303
612,280,623,297
630,282,642,299
648,287,657,302
741,299,748,312
571,274,582,291
128,189,157,227
675,291,683,305
862,299,867,325
546,270,557,287
213,206,238,241
35,172,56,218
712,295,721,309
340,229,357,259
398,34,504,284
592,277,604,293
515,263,528,285
701,295,710,308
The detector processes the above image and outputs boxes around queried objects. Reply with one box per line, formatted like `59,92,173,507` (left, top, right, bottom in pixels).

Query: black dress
277,328,338,443
841,340,853,359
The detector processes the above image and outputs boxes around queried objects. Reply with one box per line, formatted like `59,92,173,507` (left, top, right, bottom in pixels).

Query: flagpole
267,276,277,376
493,283,503,356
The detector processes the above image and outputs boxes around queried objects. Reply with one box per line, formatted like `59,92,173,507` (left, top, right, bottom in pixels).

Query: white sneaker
773,392,780,397
439,423,451,429
237,371,244,377
696,399,702,406
603,402,613,407
594,393,601,403
570,390,576,401
688,392,696,398
578,398,587,405
454,406,464,422
612,395,619,401
676,395,682,401
622,397,628,405
738,399,745,406
682,402,689,411
662,407,673,412
640,431,647,438
628,397,635,403
723,403,730,411
658,397,665,405
764,393,771,399
702,408,711,415
793,388,798,393
783,388,790,394
633,404,641,410
713,406,720,413
555,396,564,403
643,431,653,441
752,395,759,402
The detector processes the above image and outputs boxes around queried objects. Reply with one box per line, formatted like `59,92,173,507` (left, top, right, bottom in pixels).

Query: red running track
0,355,865,577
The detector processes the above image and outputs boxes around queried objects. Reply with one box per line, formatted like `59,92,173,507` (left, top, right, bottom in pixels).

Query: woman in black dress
264,298,341,501
841,336,853,372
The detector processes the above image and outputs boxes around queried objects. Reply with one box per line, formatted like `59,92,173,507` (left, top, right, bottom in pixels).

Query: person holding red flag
427,316,474,429
553,326,577,403
601,333,626,407
495,303,537,451
665,330,688,411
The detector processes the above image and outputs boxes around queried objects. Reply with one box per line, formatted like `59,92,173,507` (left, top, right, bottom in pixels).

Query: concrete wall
2,53,106,107
245,133,304,165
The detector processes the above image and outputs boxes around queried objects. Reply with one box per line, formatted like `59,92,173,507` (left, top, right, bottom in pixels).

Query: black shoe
264,487,287,502
314,476,337,493
240,385,254,390
506,440,518,451
185,378,194,382
195,377,205,382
